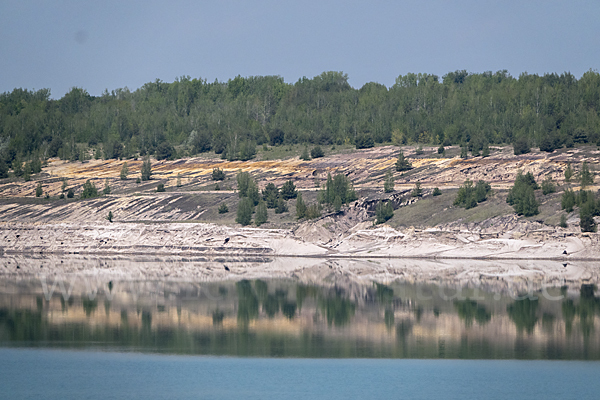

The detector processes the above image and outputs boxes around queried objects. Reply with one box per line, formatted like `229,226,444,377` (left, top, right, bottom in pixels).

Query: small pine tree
565,163,573,182
437,145,445,155
215,183,220,190
61,178,68,192
103,178,111,195
433,187,442,196
306,203,321,219
218,203,229,214
236,197,254,226
120,162,129,180
35,182,43,197
236,171,251,197
107,211,113,223
212,168,225,181
333,195,342,213
300,146,311,161
580,199,597,232
280,180,297,199
411,182,422,197
136,177,141,184
460,145,468,159
580,161,594,188
176,173,182,187
395,151,412,171
67,188,75,198
296,192,307,219
482,142,490,157
375,201,394,224
255,201,268,226
262,183,280,208
156,183,165,192
81,180,98,199
275,198,288,214
311,146,324,158
541,176,556,195
141,158,152,181
384,170,395,193
561,188,576,212
560,214,568,228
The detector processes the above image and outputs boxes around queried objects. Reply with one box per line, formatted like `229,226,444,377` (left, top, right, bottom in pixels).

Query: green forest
1,69,600,173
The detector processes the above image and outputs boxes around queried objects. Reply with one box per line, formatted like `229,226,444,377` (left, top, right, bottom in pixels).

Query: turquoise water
1,348,599,399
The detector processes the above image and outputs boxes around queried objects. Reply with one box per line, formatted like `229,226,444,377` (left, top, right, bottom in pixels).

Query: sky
1,0,599,98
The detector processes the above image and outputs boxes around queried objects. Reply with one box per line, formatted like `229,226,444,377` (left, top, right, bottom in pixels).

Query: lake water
1,258,599,398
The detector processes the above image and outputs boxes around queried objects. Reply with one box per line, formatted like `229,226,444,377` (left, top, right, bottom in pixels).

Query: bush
136,177,141,184
539,136,557,153
384,170,394,193
560,214,568,228
218,203,229,214
300,147,311,161
107,211,113,223
141,158,152,181
236,197,254,226
156,183,165,192
580,199,597,232
507,172,539,216
255,201,268,226
59,193,65,199
415,146,423,155
411,182,422,197
561,189,576,212
236,171,251,197
238,141,256,161
320,173,357,206
580,161,594,188
375,201,394,224
541,176,556,195
35,182,43,197
306,203,321,219
212,168,226,181
67,188,74,198
103,178,111,195
482,142,490,157
262,183,279,208
513,138,530,155
455,179,491,209
311,146,324,158
437,145,445,155
432,187,442,196
280,180,297,199
81,180,99,199
296,192,306,219
120,162,128,180
564,163,573,182
355,133,374,149
395,151,412,171
275,198,288,214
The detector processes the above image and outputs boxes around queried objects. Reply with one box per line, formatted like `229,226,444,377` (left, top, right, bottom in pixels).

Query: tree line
2,69,600,175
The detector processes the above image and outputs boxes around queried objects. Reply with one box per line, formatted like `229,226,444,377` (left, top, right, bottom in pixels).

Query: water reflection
0,276,599,359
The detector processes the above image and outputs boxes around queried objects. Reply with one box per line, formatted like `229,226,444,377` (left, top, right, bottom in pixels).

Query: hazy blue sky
2,0,599,98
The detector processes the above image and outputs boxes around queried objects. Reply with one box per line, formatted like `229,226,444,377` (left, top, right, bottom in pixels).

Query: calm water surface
1,348,600,400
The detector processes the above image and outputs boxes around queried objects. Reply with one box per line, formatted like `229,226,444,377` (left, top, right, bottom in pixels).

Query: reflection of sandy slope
1,255,597,296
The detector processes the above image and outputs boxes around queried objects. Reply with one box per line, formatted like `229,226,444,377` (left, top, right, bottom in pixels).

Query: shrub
333,195,342,213
580,199,597,232
507,172,539,216
103,178,111,195
247,180,260,206
455,179,491,209
141,158,152,181
306,203,321,219
580,161,594,188
296,192,306,219
212,167,226,181
411,182,422,197
355,133,374,149
236,197,254,226
560,214,568,228
415,146,423,155
275,198,288,214
236,171,251,197
561,189,576,212
564,163,573,182
300,147,311,161
176,173,182,187
262,183,279,208
482,142,490,157
255,201,268,226
120,162,128,180
218,203,229,214
395,151,412,171
384,170,394,193
156,183,165,192
107,211,113,223
67,188,74,198
311,146,324,158
136,177,141,184
541,176,556,195
59,193,65,199
280,180,297,199
437,145,445,155
214,183,220,190
375,201,394,224
320,173,357,205
513,138,530,155
81,180,99,199
35,182,43,197
432,187,442,196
